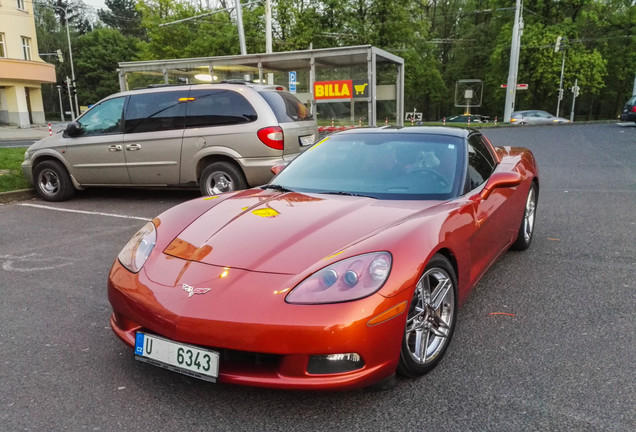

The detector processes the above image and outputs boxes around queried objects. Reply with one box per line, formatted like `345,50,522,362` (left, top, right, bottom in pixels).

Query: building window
17,0,27,11
21,36,31,60
0,33,6,58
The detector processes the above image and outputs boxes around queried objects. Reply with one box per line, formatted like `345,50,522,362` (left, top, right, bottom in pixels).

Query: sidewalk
0,122,67,141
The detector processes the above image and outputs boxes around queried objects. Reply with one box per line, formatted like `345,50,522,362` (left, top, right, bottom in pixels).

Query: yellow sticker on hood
252,208,280,218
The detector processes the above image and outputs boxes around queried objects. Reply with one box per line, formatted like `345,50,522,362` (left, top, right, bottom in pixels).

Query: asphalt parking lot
1,123,634,431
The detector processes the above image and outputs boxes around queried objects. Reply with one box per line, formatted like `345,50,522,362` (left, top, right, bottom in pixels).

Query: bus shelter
117,45,404,127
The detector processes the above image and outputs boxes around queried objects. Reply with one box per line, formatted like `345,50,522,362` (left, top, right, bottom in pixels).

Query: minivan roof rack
142,84,180,89
219,79,250,85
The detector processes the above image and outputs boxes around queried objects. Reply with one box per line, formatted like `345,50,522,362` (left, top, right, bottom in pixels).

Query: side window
185,89,257,128
77,97,125,136
466,135,496,190
124,91,186,133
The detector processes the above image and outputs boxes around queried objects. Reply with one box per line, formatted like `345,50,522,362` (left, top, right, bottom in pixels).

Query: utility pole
266,0,273,84
66,76,75,120
62,7,80,118
503,0,523,123
555,36,566,117
56,85,64,122
570,78,580,122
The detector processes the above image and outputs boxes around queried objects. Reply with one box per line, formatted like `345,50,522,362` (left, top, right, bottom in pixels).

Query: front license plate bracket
134,332,219,383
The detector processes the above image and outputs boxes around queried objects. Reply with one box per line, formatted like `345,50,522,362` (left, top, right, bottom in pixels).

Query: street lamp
43,3,80,119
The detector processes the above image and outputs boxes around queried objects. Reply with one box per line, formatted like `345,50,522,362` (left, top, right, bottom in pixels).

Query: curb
0,188,36,203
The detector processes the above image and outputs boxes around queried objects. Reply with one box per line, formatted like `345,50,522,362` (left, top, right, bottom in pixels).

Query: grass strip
0,147,30,193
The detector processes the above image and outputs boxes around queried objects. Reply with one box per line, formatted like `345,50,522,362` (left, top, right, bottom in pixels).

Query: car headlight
286,252,392,304
118,222,156,273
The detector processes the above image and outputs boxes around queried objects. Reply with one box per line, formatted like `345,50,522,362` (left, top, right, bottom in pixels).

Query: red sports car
108,127,538,390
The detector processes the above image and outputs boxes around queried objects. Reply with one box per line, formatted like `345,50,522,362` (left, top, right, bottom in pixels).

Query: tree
74,28,139,103
98,0,145,39
136,0,239,60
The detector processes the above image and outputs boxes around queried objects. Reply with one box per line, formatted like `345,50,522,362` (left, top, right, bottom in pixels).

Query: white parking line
18,203,151,221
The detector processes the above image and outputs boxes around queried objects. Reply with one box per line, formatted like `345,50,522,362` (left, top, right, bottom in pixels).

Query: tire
398,254,458,377
199,161,247,196
33,160,75,202
511,182,537,251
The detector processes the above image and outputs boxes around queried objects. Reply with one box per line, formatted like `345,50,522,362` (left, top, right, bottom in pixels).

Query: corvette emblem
182,283,211,298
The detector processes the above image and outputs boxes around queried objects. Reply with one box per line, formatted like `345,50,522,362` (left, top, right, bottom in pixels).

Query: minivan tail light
258,126,284,150
631,106,636,113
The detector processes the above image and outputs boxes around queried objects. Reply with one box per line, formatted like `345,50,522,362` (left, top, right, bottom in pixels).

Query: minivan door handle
108,144,122,152
126,144,142,151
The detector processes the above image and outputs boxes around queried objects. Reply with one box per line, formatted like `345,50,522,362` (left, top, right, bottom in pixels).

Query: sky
82,0,107,12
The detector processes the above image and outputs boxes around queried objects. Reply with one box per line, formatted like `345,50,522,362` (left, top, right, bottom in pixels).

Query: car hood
163,190,442,274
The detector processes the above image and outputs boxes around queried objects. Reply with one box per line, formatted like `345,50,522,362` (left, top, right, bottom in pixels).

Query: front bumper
108,257,410,390
21,160,34,186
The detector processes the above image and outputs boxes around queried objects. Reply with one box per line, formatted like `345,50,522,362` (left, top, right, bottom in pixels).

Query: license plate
299,134,316,146
135,332,219,382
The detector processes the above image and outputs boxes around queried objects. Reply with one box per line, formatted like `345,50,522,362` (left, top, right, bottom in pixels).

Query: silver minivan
22,82,317,201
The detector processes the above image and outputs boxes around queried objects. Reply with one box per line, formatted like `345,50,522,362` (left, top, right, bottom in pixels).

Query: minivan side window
185,89,257,128
78,97,125,136
124,91,187,133
466,134,496,191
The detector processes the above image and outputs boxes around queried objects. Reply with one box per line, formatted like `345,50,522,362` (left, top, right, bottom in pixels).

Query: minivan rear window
259,91,313,123
185,89,257,128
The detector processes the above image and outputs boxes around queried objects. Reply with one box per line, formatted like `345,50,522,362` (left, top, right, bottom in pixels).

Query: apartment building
1,0,56,127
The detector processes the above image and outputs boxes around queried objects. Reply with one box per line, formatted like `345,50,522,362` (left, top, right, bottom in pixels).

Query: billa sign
314,80,369,100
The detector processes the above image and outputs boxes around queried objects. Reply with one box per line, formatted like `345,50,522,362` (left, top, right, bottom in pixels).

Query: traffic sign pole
570,78,579,122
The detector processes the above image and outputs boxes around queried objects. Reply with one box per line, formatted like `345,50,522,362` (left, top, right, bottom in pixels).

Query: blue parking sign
289,71,296,93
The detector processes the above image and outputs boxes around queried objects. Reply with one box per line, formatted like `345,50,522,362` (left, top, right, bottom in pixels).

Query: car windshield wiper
262,184,295,192
320,191,376,199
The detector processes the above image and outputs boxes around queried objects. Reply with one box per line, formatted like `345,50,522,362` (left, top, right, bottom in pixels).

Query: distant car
619,95,636,123
510,110,569,125
443,114,491,123
108,126,539,390
22,82,317,201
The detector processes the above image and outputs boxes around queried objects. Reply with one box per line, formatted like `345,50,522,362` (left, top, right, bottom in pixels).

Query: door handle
126,144,142,151
108,145,122,152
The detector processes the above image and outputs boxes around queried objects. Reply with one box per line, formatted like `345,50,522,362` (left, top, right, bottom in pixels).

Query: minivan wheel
199,162,247,196
33,160,75,202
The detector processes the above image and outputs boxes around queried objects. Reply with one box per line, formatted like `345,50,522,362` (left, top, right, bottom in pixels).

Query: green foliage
98,0,145,39
31,0,635,121
136,0,239,59
74,28,139,104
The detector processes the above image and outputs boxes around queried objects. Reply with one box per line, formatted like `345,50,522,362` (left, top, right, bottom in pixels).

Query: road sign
289,71,296,94
500,84,529,90
405,112,423,122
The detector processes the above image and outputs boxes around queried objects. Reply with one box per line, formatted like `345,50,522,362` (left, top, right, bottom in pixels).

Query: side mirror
480,171,522,200
271,163,287,175
64,121,82,137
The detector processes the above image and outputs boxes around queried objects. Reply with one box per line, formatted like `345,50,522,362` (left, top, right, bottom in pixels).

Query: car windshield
270,132,464,200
